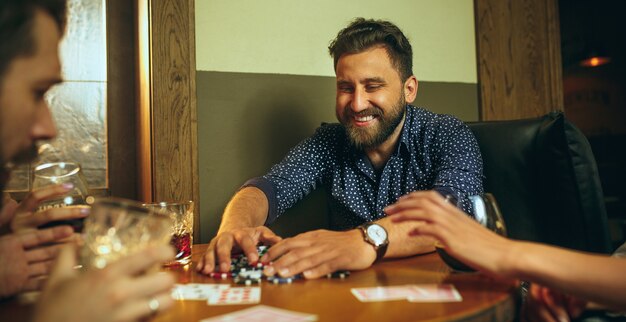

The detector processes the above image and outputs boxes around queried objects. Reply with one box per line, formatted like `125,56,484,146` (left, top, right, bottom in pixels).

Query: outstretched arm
385,191,626,311
196,187,282,274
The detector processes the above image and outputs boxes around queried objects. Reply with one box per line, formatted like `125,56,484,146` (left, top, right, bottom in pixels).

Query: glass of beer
143,201,193,266
32,162,93,232
80,197,173,269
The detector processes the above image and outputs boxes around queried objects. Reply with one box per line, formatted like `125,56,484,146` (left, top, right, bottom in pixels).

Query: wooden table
155,244,518,322
0,244,518,322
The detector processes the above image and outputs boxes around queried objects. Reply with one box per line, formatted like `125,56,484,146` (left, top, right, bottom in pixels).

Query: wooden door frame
136,0,200,240
474,0,564,121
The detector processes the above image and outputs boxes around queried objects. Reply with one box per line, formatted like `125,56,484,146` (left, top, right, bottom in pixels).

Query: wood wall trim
475,0,564,121
138,0,200,240
136,0,152,202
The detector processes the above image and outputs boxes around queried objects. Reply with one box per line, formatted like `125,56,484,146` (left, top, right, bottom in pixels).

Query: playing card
407,284,463,302
171,283,230,300
350,285,422,302
208,287,261,305
200,305,317,322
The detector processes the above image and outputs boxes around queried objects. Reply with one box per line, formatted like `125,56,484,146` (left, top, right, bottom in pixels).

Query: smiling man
198,18,483,279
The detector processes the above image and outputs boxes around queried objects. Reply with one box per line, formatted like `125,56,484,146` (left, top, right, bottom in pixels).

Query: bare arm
196,187,282,274
217,187,268,232
386,191,626,311
507,242,626,311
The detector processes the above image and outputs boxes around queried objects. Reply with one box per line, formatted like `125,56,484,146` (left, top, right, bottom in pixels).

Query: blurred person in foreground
0,0,174,321
386,191,626,322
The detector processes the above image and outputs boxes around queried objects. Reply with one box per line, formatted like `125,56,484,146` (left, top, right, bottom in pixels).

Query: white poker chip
237,270,263,279
267,276,294,284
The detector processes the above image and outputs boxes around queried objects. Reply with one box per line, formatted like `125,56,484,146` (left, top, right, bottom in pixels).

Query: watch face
366,224,388,246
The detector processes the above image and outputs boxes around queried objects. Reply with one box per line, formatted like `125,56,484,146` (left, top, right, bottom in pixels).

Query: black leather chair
468,111,612,253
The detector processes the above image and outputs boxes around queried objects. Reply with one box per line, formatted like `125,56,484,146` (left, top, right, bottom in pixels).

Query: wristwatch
358,222,389,262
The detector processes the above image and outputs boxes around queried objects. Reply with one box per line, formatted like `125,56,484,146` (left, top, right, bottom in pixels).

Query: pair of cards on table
351,284,462,302
173,284,318,321
171,283,260,305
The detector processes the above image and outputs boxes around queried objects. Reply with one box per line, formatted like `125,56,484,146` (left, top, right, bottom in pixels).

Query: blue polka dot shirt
244,105,484,230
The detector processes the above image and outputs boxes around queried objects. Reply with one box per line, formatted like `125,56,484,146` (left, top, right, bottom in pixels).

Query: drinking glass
32,162,93,232
142,201,194,266
80,197,173,269
437,193,507,272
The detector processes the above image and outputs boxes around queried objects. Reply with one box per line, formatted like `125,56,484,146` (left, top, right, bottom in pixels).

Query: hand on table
7,184,88,233
261,229,376,279
33,244,176,322
0,225,73,298
196,226,282,274
521,284,587,322
384,190,515,276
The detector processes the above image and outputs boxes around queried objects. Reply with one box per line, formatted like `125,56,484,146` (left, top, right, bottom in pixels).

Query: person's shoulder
304,122,346,149
407,105,465,129
314,122,344,138
302,123,348,157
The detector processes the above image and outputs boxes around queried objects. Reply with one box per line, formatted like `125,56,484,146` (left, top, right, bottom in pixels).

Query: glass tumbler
143,201,194,266
80,197,173,269
32,161,93,232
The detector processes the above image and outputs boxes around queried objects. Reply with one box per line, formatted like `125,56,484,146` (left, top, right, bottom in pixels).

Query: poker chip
267,276,296,284
248,261,269,269
326,270,350,279
233,276,261,286
225,245,310,286
238,270,263,280
208,272,230,279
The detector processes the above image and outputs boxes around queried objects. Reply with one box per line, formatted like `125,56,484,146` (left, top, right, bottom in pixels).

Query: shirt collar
395,104,412,157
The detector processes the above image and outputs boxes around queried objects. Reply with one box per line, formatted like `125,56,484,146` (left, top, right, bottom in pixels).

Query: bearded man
197,18,483,279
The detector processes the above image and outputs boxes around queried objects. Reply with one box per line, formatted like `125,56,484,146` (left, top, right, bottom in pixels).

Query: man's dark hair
0,0,67,81
328,18,413,81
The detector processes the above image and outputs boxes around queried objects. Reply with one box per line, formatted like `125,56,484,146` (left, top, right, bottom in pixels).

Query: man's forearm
217,187,269,233
375,216,435,258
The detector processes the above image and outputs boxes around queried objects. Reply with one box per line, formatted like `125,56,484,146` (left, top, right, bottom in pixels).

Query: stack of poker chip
234,270,263,285
208,245,350,284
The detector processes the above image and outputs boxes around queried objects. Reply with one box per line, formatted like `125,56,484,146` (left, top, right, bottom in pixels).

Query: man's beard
2,144,38,170
341,94,406,151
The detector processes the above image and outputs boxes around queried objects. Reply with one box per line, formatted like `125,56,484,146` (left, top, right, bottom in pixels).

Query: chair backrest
467,111,612,253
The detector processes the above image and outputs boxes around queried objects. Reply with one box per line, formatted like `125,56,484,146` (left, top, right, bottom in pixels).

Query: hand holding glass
80,197,173,269
32,162,92,232
437,193,507,272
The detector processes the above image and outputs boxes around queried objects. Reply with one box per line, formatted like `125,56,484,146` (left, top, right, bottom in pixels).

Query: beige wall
195,0,479,242
196,0,477,83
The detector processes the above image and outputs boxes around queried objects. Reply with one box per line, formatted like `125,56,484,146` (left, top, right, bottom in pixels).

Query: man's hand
261,229,376,279
521,284,587,322
196,226,282,274
0,225,73,298
33,244,176,322
9,184,88,233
